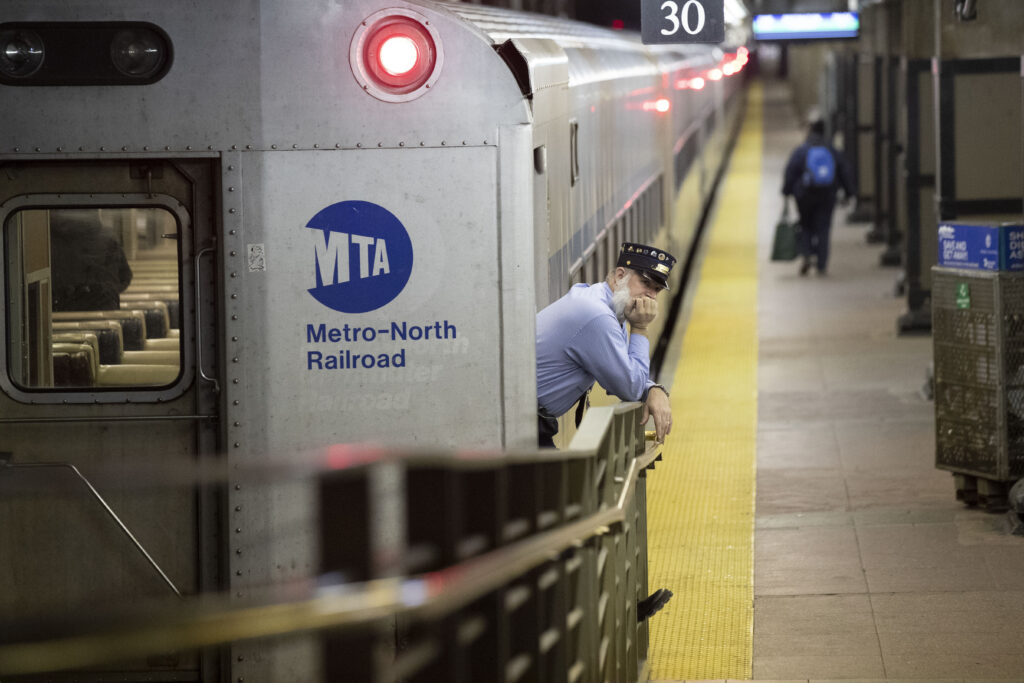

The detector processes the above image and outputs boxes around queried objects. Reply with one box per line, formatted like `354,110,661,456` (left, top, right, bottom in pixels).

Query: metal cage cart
932,266,1024,509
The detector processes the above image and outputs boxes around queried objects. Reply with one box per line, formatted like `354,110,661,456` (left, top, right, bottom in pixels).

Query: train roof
0,0,744,154
437,1,725,89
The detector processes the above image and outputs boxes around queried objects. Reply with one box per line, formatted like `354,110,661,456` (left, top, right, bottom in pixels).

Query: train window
569,262,584,287
569,120,580,186
638,198,647,243
4,206,182,391
655,177,664,229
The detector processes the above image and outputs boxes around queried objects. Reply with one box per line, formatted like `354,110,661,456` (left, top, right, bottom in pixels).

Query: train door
0,159,223,681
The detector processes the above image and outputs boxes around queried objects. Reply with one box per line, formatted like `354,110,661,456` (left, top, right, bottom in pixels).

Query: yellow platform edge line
647,83,762,680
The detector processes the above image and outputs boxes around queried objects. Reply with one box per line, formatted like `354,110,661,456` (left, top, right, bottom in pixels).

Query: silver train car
0,1,749,680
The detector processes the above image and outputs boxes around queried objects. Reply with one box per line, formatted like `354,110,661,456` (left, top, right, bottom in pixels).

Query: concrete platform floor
656,78,1024,682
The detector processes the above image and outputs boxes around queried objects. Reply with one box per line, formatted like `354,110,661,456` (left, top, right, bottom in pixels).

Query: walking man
782,117,856,275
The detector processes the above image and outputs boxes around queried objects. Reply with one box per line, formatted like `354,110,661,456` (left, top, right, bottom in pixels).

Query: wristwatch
642,384,669,402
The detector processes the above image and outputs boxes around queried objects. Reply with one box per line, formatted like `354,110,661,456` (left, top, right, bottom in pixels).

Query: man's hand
641,387,672,443
626,297,658,331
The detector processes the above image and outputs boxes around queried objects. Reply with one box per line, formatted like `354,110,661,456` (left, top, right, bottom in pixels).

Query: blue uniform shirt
536,282,654,417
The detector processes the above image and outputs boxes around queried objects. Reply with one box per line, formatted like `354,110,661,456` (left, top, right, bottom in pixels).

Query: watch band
642,383,669,401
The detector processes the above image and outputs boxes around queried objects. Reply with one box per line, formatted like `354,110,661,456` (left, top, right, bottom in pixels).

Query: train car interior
5,206,182,390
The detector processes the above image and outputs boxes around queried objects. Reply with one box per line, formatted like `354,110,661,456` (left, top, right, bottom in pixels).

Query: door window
4,205,183,391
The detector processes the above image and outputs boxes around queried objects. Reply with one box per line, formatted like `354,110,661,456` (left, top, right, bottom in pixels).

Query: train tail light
351,9,443,103
641,97,671,113
676,77,705,91
378,35,419,76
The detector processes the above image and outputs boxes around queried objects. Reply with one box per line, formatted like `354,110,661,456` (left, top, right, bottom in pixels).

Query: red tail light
378,35,419,76
675,77,705,90
642,97,671,113
350,9,443,102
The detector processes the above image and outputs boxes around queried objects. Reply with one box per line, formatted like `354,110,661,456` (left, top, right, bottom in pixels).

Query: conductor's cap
616,242,677,289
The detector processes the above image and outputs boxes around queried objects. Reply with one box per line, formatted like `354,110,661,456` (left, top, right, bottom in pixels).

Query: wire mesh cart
932,266,1024,509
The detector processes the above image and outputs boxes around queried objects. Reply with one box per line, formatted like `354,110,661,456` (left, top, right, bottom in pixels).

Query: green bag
770,204,800,261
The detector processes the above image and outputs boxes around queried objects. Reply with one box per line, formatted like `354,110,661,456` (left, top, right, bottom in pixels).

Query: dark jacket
50,218,133,311
781,132,856,204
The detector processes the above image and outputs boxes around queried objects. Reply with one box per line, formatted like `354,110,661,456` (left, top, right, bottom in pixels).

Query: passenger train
0,1,750,680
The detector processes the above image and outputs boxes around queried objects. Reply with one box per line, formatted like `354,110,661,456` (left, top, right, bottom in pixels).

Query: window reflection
6,207,182,389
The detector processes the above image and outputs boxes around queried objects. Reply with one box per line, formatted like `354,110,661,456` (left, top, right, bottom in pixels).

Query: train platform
645,80,1024,683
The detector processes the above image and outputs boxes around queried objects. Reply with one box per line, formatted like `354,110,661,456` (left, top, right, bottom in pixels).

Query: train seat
126,278,178,288
53,310,146,351
120,301,170,338
121,350,179,365
52,332,102,369
51,342,97,387
142,337,179,352
123,283,177,292
127,259,176,270
50,333,178,388
121,292,180,329
95,363,180,387
52,321,123,365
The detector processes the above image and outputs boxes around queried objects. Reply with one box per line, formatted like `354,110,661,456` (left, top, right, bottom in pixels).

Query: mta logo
307,201,413,313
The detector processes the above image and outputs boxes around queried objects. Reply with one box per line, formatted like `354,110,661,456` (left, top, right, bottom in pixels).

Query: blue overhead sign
641,0,725,44
752,12,860,41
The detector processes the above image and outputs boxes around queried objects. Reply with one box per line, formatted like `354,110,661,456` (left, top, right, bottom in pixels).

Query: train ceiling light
0,22,171,86
350,9,443,103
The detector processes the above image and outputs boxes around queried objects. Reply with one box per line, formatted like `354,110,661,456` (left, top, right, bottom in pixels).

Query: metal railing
0,402,662,682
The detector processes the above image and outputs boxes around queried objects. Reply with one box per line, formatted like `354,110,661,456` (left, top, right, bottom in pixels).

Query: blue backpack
802,145,836,189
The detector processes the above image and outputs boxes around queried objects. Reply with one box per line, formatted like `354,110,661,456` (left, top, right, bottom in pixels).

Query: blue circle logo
306,201,414,313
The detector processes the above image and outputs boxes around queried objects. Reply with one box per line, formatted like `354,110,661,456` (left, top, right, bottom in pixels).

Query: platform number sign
641,0,724,44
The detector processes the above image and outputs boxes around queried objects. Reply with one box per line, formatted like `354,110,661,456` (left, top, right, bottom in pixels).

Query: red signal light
641,97,671,113
676,77,705,90
351,9,443,102
378,35,419,76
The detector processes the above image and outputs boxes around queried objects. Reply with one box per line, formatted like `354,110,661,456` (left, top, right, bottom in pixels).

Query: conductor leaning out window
535,242,676,448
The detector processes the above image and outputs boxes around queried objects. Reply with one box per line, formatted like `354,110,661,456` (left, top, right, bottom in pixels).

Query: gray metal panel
953,72,1022,200
0,1,263,152
237,145,508,451
498,124,538,450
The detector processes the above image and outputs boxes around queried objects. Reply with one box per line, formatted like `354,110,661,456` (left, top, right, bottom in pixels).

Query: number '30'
660,0,707,36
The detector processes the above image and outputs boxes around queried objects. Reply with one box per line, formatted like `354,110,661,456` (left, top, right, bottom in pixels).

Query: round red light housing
351,9,443,102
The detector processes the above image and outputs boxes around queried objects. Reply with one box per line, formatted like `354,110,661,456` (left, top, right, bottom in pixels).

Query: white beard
611,273,633,323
